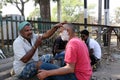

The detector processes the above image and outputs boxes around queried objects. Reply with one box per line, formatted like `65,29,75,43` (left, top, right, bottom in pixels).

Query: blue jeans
40,62,77,80
19,62,77,80
18,61,38,79
54,51,65,67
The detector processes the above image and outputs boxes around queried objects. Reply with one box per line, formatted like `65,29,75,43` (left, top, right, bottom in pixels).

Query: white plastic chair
0,49,6,59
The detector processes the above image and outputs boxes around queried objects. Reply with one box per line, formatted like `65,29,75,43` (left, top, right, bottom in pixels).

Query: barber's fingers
38,69,46,73
61,21,67,25
37,70,48,80
37,36,42,42
54,23,63,28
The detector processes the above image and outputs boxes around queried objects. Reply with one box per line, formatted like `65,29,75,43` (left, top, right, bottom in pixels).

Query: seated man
52,35,68,66
37,23,92,80
13,21,62,79
80,30,102,70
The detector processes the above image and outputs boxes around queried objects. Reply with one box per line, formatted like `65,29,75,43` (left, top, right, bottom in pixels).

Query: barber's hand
61,21,67,25
54,21,67,28
54,23,63,28
37,70,48,80
34,36,42,48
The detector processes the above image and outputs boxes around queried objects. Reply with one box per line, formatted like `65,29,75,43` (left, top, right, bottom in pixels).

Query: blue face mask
60,30,69,41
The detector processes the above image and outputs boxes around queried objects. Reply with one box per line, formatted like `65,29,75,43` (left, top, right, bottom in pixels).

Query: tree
114,7,120,23
35,0,51,21
0,0,5,11
51,0,95,23
0,2,2,10
51,0,82,22
29,8,40,18
53,0,62,22
4,0,29,18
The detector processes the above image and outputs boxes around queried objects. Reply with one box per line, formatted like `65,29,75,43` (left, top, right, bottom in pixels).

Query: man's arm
21,23,63,63
37,63,75,80
20,46,37,63
21,36,42,63
42,23,63,40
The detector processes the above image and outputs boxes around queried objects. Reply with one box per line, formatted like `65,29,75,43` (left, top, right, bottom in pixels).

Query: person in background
13,21,62,79
37,23,92,80
52,28,68,67
80,29,102,70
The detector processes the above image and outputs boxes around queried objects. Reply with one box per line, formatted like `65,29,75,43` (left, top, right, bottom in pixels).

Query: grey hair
63,23,75,32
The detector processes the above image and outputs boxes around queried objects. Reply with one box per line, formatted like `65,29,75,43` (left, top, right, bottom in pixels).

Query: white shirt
89,38,101,59
13,33,39,75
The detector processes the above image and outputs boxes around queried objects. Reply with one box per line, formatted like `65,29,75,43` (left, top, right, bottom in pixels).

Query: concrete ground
0,57,13,80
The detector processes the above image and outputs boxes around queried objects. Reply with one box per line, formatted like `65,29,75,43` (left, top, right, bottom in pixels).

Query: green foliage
30,0,96,23
51,6,57,21
0,3,2,10
2,0,29,18
0,0,6,10
28,8,40,18
114,7,120,23
61,0,83,22
51,0,96,23
4,0,29,4
34,0,40,6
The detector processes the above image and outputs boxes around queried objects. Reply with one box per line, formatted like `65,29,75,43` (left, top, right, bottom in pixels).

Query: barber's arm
37,63,75,80
20,36,42,63
42,23,63,40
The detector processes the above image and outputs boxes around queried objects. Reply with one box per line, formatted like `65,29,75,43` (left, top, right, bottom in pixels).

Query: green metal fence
0,15,120,58
0,15,24,57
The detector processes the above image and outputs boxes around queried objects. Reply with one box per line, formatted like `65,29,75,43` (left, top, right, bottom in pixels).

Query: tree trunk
57,0,61,22
39,0,51,21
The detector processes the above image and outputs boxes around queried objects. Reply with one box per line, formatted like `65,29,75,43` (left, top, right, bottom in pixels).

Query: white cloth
0,49,6,59
13,33,39,75
89,38,101,59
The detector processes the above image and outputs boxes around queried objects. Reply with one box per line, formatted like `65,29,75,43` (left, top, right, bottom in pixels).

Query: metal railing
0,16,120,57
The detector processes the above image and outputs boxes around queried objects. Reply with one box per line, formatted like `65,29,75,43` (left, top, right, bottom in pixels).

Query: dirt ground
40,39,120,80
91,42,120,80
40,40,120,80
1,36,120,80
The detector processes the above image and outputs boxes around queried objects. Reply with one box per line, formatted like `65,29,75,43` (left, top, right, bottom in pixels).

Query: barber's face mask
60,30,69,41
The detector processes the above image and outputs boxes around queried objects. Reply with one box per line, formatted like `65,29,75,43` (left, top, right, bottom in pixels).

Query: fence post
0,11,4,49
6,16,10,51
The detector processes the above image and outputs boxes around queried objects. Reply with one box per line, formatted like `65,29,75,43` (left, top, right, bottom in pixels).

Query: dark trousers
90,55,100,66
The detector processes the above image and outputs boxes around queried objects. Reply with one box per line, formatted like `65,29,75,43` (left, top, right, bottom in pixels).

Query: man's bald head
63,23,75,33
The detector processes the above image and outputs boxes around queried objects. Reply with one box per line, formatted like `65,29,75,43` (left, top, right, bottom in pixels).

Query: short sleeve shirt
65,37,92,80
89,39,101,59
13,33,39,75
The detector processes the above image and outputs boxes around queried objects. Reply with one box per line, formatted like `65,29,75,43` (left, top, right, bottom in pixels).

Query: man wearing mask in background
37,23,92,80
52,27,68,67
